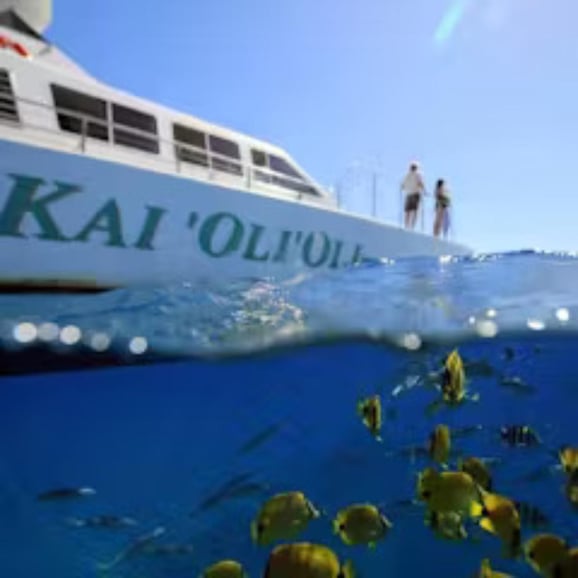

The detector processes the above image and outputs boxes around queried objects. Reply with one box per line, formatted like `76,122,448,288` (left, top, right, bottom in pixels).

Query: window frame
173,123,209,167
208,134,243,176
0,68,19,123
111,102,159,154
50,84,109,141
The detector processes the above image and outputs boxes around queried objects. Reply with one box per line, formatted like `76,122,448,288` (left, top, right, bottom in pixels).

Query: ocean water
1,251,578,578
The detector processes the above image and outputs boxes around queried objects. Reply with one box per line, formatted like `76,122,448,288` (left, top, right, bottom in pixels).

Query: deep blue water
1,252,578,578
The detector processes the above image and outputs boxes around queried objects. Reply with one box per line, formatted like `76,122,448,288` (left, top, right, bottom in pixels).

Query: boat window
0,69,19,123
269,155,304,181
112,103,159,154
208,135,242,176
250,149,271,183
173,123,209,167
251,149,267,167
51,84,108,141
266,154,320,196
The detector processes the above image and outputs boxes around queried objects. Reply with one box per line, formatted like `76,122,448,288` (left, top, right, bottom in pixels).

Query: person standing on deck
433,178,452,238
400,161,426,230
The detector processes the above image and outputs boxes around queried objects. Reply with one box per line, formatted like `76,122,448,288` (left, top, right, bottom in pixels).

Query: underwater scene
1,252,578,578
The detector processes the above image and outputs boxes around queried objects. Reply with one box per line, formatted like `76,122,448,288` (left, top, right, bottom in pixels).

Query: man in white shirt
400,161,426,230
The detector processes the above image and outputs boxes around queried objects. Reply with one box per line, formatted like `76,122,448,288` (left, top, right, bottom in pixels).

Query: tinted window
208,135,242,176
51,84,108,140
250,149,271,183
112,103,158,153
173,123,208,167
269,155,303,180
272,176,320,197
251,149,267,167
0,69,18,123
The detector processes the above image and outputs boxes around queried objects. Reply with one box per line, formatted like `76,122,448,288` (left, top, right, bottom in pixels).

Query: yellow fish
357,395,382,441
524,534,569,577
559,446,578,475
442,349,466,404
429,424,451,467
427,350,479,415
552,547,578,578
264,542,355,578
426,510,467,541
251,491,320,546
459,457,493,491
200,560,248,578
417,468,483,519
333,503,392,548
478,490,521,558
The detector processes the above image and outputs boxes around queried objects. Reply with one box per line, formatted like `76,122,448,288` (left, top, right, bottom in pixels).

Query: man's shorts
405,193,421,212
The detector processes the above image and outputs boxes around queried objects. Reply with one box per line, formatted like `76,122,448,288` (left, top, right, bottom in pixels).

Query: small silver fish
37,487,96,501
193,474,268,514
97,526,166,572
500,376,536,394
141,543,194,556
66,515,138,529
237,424,281,455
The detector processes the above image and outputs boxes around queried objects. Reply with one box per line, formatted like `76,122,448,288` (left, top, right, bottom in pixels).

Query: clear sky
48,0,577,253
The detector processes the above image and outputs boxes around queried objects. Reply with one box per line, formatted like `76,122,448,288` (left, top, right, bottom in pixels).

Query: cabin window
251,149,267,167
251,149,271,183
112,103,159,154
267,154,319,196
173,123,208,167
51,84,108,140
208,135,242,176
269,154,304,181
0,69,18,123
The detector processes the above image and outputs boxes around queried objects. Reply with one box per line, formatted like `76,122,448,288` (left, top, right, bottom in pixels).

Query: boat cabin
0,4,334,207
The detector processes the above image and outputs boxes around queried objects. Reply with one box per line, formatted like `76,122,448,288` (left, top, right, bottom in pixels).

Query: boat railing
0,90,335,206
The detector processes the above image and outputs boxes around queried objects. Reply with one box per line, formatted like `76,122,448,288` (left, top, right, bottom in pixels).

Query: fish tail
340,560,356,578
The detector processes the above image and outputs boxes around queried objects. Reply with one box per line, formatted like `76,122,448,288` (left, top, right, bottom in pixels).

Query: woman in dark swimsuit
433,179,451,238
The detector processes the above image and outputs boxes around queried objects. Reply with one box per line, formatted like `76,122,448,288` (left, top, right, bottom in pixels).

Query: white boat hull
0,138,471,290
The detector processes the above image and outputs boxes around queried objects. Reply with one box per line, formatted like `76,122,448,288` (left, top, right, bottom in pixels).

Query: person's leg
434,208,442,236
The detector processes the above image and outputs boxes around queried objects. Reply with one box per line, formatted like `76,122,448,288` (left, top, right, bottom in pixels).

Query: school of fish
34,348,578,578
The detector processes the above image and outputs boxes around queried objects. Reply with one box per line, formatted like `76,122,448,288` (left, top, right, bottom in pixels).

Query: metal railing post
80,116,87,152
371,172,377,218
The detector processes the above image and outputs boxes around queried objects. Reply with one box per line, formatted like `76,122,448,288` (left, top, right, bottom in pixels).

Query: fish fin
479,517,495,535
470,500,484,518
340,560,356,578
305,499,321,519
380,514,393,530
480,558,491,574
250,521,259,543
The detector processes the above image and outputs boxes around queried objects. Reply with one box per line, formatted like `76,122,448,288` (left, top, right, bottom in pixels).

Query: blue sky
49,0,577,253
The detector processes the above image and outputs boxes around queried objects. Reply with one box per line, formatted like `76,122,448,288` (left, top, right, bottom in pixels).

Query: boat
0,0,471,292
